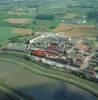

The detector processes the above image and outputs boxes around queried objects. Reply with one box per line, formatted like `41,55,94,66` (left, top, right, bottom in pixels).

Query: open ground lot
5,18,32,24
0,57,97,100
7,11,34,16
52,23,98,37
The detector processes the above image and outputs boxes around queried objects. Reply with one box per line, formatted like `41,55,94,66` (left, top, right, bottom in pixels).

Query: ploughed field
52,23,98,37
0,59,97,100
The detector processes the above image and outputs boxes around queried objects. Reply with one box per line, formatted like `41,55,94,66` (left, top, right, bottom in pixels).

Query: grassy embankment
0,54,98,98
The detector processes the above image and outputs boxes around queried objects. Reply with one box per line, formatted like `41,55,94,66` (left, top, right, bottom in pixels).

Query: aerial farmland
0,0,98,100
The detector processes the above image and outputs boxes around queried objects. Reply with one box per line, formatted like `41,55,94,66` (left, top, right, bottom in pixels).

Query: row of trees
36,14,55,20
0,22,30,28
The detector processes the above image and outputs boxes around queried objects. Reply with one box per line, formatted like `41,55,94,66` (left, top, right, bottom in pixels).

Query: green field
0,0,98,44
0,27,16,43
